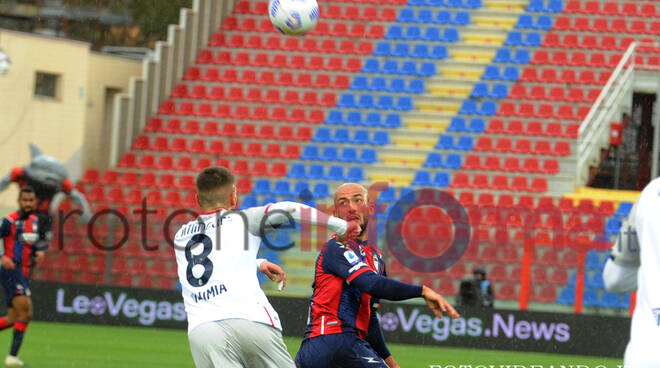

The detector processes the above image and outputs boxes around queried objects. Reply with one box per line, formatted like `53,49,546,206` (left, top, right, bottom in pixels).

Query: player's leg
4,295,31,366
295,334,349,368
188,321,243,368
0,308,16,331
0,271,16,331
227,319,295,368
336,334,389,368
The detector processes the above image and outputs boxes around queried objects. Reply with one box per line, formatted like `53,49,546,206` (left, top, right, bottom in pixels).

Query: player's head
333,183,374,240
18,186,36,215
195,166,237,210
473,267,486,281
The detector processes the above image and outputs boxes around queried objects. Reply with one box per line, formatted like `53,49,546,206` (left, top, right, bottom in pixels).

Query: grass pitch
0,321,622,367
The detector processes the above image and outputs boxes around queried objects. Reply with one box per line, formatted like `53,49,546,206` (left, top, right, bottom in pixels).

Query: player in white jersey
603,177,660,367
174,167,358,368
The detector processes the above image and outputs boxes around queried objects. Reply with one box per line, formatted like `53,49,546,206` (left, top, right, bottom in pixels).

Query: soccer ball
269,0,319,36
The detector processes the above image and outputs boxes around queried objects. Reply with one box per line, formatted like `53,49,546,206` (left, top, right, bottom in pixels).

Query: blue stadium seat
479,101,497,116
326,166,345,181
411,44,429,58
312,127,331,142
261,197,277,206
584,289,599,307
515,14,534,29
412,171,432,186
287,163,306,179
383,60,399,74
393,43,410,57
371,77,387,92
407,79,425,94
448,117,467,132
422,28,442,41
547,0,562,12
240,195,258,209
587,271,605,288
482,65,500,80
404,26,422,40
358,94,375,109
378,187,396,202
619,293,630,309
443,28,459,42
444,154,462,169
436,135,455,150
493,48,511,63
456,136,474,150
362,58,380,73
373,42,391,57
503,31,523,46
359,148,377,163
615,202,633,217
459,100,478,114
389,78,406,93
524,32,541,46
452,11,470,25
253,179,271,195
567,271,576,286
339,147,358,162
446,0,462,7
385,25,403,39
417,9,434,23
557,287,575,305
586,251,602,270
468,118,486,133
273,180,293,196
490,84,508,99
346,112,362,126
526,0,544,12
424,153,443,168
535,15,552,30
470,82,489,98
436,10,450,24
325,110,343,125
306,164,324,180
350,76,369,90
400,61,417,75
428,0,444,5
337,93,356,108
364,113,381,127
397,8,416,22
376,95,394,110
352,130,370,145
606,218,622,235
599,292,620,308
433,172,450,187
396,96,413,111
465,0,481,8
384,114,401,128
320,146,338,161
513,49,530,64
293,182,310,197
372,131,390,145
398,187,415,203
333,128,350,143
502,66,520,81
430,45,447,59
313,183,330,198
301,146,320,160
419,62,436,76
346,167,364,182
386,205,404,221
409,0,427,5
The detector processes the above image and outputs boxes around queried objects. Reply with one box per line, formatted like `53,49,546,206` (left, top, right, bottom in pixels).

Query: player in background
174,167,359,368
0,186,45,367
295,183,460,368
603,177,660,367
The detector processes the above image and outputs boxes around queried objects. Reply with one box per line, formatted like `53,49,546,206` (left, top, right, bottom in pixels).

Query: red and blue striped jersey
303,237,374,339
0,212,38,277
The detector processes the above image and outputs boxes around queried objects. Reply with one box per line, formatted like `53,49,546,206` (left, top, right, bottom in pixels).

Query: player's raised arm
242,201,350,236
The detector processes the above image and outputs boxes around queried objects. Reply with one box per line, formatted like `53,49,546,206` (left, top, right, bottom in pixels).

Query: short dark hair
19,186,35,197
196,166,235,207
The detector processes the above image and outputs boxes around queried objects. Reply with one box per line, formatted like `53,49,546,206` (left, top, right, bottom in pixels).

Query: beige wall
0,30,140,207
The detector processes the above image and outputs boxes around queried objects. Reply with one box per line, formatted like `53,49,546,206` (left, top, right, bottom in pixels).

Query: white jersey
174,209,281,333
625,177,660,367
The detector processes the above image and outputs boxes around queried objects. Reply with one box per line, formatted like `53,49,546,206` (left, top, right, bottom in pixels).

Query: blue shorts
295,333,388,368
0,269,31,308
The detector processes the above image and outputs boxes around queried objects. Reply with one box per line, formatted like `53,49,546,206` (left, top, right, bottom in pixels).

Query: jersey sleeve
0,218,11,238
321,239,372,283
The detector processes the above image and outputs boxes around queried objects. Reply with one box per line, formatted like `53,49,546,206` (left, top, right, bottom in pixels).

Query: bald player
295,183,459,368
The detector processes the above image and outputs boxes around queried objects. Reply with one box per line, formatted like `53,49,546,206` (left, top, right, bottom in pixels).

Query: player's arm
603,202,639,293
0,174,10,193
243,201,348,236
256,258,287,289
365,311,395,364
0,218,15,270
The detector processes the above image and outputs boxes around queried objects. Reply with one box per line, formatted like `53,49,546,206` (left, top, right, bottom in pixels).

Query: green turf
0,321,623,367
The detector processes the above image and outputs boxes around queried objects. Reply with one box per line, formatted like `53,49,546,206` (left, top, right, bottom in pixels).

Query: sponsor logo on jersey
348,262,368,274
344,250,359,265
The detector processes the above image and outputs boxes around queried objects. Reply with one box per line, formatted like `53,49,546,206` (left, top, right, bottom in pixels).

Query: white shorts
188,319,296,368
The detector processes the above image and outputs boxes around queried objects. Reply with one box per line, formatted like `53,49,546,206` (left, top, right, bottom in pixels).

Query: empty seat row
337,93,413,111
497,101,590,121
450,173,548,193
509,84,601,103
320,4,397,21
252,180,332,198
171,84,337,107
221,16,386,38
515,14,553,30
350,76,425,94
362,58,436,76
531,50,622,68
300,145,377,163
519,67,612,86
470,83,508,99
635,55,660,70
472,136,572,156
196,51,362,72
266,165,365,184
553,16,660,35
411,171,450,187
526,0,563,13
423,153,462,169
407,0,482,8
183,67,350,90
463,154,559,174
503,31,542,47
312,128,390,146
492,48,531,64
458,100,498,116
145,119,312,141
324,110,402,128
209,34,374,55
385,25,459,42
447,117,485,133
158,102,325,123
129,137,302,158
564,1,657,18
397,9,470,25
373,42,447,59
485,119,579,139
481,66,520,81
542,33,655,52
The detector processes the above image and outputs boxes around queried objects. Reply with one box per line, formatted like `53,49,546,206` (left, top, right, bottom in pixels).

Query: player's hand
384,356,400,368
34,251,45,264
1,256,15,270
421,285,460,319
342,220,361,242
259,260,287,290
